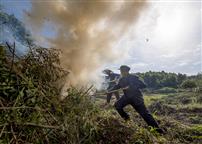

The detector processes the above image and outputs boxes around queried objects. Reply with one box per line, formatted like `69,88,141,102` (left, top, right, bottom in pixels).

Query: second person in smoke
103,69,120,105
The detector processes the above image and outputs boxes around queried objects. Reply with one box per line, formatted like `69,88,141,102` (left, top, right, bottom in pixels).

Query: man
103,69,120,105
107,65,164,133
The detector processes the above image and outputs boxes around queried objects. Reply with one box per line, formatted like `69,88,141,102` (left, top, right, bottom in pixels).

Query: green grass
93,91,202,143
144,93,168,106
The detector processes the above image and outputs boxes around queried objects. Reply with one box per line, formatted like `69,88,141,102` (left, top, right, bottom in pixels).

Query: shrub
154,87,177,94
181,80,197,89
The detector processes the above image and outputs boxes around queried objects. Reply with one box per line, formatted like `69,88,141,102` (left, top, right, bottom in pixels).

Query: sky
107,0,202,75
1,0,201,75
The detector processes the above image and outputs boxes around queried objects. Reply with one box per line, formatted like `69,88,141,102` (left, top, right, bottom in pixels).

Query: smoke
25,0,147,86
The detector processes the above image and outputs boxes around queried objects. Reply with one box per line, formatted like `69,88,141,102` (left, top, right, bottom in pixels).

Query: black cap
119,65,130,71
103,69,112,74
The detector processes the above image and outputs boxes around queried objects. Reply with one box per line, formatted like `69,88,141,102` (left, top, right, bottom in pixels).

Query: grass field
93,91,202,144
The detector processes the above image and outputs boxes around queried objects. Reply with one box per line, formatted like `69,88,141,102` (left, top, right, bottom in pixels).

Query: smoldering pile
0,43,100,143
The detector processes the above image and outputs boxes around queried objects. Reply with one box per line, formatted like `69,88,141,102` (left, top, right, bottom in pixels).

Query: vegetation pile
0,44,100,143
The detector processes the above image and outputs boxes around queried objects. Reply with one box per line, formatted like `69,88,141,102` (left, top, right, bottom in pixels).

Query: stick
6,42,20,60
9,42,15,80
90,86,129,97
0,106,46,111
0,124,6,138
11,125,18,144
1,122,62,130
107,89,122,94
82,85,94,96
23,123,61,130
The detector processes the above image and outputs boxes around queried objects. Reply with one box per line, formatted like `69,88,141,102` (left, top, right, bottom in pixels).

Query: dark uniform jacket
106,73,120,90
110,74,146,104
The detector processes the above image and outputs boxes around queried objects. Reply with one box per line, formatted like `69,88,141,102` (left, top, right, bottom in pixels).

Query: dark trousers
114,95,159,129
107,92,120,103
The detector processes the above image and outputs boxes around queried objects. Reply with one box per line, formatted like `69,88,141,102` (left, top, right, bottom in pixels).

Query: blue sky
1,0,56,45
1,0,201,75
1,0,31,20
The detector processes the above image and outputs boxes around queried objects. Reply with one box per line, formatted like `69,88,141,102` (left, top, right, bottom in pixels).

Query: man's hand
122,86,129,90
108,79,116,83
106,90,113,94
106,86,129,94
105,91,109,94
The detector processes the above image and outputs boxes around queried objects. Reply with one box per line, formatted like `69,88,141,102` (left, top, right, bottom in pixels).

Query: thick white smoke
25,0,147,87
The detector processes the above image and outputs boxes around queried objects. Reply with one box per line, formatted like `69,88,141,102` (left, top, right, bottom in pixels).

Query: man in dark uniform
103,69,120,105
107,65,164,133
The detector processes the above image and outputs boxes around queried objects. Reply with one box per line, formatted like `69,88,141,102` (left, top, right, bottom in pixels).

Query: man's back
118,74,146,104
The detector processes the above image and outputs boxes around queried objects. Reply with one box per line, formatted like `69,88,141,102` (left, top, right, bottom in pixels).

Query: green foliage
93,91,202,144
181,80,197,89
194,73,202,88
154,87,177,94
0,44,101,143
146,92,202,143
136,71,187,90
0,11,33,45
136,71,202,91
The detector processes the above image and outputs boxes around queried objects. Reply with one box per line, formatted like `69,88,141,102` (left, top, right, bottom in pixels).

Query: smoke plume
25,0,147,86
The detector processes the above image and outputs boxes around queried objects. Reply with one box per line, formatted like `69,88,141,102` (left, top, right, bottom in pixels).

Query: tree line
135,71,201,90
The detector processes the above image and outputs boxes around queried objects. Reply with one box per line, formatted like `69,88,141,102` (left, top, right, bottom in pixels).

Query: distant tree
0,11,33,46
135,71,191,90
177,73,187,85
181,80,197,89
195,73,202,88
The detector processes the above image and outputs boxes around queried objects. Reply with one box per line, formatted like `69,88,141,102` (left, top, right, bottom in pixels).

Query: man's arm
108,73,120,83
107,78,130,93
107,83,121,93
108,79,117,83
107,85,129,94
107,77,124,93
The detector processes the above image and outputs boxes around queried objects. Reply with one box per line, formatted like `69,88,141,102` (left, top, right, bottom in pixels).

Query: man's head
103,69,112,75
119,65,130,77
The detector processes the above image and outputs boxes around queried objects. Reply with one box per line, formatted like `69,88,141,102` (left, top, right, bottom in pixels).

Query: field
92,91,202,144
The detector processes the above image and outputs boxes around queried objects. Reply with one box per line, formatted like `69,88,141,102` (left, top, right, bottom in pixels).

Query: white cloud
107,1,201,75
178,62,189,67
